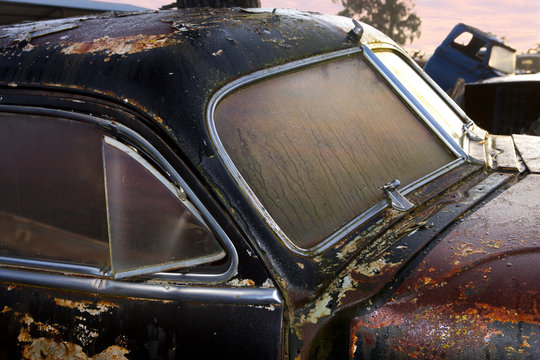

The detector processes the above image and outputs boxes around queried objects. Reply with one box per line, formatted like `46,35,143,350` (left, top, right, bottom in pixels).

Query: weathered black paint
1,283,282,359
1,8,539,360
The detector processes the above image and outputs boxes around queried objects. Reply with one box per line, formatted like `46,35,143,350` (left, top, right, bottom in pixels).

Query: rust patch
351,175,540,359
352,299,539,359
61,34,181,56
353,257,399,278
21,337,128,360
15,312,126,359
54,298,118,315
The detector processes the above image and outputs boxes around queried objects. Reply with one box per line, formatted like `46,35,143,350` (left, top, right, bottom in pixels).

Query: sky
102,0,540,54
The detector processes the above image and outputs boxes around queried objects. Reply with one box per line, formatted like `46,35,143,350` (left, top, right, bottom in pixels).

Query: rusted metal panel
1,282,283,359
290,170,515,358
513,134,540,173
486,135,525,172
351,175,540,359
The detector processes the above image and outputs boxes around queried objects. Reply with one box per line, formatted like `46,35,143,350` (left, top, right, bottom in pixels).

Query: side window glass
0,113,109,266
104,138,225,278
451,32,487,60
452,32,473,47
0,112,225,278
488,45,516,74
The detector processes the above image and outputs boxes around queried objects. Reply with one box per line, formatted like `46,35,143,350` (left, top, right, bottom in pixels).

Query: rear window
213,54,456,250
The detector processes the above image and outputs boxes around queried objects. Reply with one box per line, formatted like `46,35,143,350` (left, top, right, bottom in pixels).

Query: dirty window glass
451,32,486,59
104,138,226,279
374,51,465,143
0,112,225,277
0,113,109,266
214,55,455,249
488,45,515,74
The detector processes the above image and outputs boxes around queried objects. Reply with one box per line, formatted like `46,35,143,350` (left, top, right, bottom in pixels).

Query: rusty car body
0,8,539,359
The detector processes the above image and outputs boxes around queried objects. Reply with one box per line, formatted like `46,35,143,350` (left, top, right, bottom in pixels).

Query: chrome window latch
381,179,414,212
464,121,483,141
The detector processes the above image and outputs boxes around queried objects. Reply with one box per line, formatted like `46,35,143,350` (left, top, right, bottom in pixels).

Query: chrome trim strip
368,45,480,156
210,47,362,98
207,47,466,256
310,158,463,254
0,105,238,284
0,268,281,305
0,257,111,277
390,45,474,124
362,46,468,159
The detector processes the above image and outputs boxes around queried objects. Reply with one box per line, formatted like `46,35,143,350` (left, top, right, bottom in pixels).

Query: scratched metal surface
351,175,540,359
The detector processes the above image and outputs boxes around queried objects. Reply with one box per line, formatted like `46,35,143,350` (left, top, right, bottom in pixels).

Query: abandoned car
424,23,516,92
464,73,540,136
0,8,539,360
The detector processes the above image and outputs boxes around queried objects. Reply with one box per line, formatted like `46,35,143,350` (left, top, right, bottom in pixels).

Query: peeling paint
74,323,100,347
226,278,255,287
54,298,118,315
20,338,128,360
354,257,399,277
262,278,275,288
14,312,127,359
61,34,180,56
248,304,276,311
298,292,333,326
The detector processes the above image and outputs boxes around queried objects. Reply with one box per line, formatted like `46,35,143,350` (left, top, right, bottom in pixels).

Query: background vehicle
424,23,516,92
464,73,540,135
516,53,540,74
0,8,539,359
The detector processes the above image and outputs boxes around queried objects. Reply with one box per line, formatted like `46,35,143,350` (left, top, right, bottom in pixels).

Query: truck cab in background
424,23,516,92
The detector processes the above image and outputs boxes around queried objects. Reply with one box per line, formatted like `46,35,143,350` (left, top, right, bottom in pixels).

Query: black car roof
0,8,369,163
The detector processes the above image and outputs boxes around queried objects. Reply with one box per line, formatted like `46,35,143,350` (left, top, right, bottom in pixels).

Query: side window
103,138,225,278
0,112,225,278
0,113,109,266
450,31,487,61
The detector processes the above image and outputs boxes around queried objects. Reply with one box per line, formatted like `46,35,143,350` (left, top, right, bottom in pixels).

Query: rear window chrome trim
207,47,467,256
370,45,474,127
0,105,238,284
363,46,468,159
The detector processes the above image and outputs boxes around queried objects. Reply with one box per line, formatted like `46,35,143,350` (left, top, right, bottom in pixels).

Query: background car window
450,32,487,59
488,45,516,74
214,55,455,249
103,138,226,278
0,112,225,277
0,113,109,266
